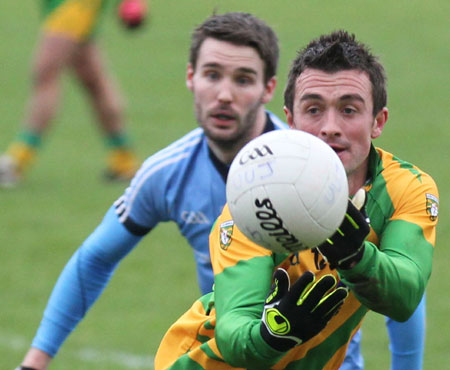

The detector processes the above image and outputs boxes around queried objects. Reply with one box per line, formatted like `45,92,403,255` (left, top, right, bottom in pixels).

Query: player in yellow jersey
155,30,439,369
0,0,139,187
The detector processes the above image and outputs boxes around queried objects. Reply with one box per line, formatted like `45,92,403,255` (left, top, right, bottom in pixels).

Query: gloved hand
260,268,348,351
316,188,370,270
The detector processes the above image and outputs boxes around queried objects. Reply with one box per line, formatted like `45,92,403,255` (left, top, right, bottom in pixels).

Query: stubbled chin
210,124,237,135
207,125,238,140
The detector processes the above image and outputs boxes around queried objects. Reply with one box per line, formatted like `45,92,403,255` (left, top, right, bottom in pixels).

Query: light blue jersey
114,126,227,294
114,111,286,293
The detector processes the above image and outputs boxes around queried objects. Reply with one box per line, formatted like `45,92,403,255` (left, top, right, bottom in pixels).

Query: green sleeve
339,219,433,321
213,255,285,368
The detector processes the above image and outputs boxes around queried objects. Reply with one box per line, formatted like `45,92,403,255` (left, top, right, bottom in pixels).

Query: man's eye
206,71,220,80
307,107,320,114
343,107,356,114
236,76,252,85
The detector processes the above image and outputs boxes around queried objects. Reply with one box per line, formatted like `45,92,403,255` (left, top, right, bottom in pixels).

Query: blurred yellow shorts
42,0,107,41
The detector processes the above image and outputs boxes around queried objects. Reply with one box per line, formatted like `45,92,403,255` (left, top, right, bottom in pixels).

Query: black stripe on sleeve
122,217,152,236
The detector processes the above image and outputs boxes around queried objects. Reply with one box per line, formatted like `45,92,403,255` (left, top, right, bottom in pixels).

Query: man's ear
283,106,295,128
186,63,194,91
371,107,389,139
261,77,277,104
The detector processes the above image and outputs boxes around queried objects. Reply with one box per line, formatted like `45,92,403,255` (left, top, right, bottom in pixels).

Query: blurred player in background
0,0,144,187
154,30,438,369
15,12,284,370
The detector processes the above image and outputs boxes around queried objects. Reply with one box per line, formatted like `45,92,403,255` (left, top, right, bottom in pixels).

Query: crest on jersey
220,220,234,250
425,193,439,221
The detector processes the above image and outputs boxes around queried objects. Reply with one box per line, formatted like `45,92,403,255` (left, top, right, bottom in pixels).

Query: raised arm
19,206,142,369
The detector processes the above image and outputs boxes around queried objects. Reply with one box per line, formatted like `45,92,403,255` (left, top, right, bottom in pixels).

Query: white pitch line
0,332,154,369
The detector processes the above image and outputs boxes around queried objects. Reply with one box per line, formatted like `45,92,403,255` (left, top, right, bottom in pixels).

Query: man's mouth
212,113,235,121
209,110,238,126
328,144,346,156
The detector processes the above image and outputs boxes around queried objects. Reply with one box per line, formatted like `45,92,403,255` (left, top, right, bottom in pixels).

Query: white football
226,129,349,254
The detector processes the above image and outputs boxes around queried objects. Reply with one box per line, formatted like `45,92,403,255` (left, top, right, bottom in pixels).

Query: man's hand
17,348,52,370
260,268,348,351
316,189,370,270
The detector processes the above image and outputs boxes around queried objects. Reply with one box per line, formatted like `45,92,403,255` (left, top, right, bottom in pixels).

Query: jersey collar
365,144,382,186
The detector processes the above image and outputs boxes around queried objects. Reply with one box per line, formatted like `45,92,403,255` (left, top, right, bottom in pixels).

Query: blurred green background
1,0,449,368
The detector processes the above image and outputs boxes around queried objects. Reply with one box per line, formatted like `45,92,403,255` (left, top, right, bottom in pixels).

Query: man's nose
217,79,234,103
320,110,342,138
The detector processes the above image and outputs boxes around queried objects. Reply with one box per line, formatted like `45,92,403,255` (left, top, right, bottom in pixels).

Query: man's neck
347,161,370,196
207,141,240,165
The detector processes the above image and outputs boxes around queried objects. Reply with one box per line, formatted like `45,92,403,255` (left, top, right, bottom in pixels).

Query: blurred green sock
105,132,131,149
17,131,42,148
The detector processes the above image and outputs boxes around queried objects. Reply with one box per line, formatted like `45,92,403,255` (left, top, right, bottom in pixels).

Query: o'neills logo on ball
254,198,305,252
239,144,273,165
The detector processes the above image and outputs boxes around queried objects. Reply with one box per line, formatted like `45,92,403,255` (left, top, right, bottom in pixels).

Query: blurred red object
118,0,147,29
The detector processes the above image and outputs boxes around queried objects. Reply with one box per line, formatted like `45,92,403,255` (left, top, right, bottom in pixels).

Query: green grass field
1,0,449,368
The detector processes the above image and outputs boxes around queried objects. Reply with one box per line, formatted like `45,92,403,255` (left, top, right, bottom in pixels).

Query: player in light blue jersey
17,13,425,370
17,12,282,370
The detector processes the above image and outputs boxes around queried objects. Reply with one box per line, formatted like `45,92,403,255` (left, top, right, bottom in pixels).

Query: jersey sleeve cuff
251,322,286,363
337,241,378,283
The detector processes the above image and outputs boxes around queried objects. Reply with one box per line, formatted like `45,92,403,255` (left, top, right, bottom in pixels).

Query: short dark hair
284,30,387,116
189,12,279,83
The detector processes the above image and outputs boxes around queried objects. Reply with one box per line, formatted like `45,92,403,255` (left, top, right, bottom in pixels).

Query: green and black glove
316,189,370,270
260,268,348,351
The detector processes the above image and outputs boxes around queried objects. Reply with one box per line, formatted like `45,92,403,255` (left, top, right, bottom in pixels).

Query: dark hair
189,12,279,83
284,30,387,116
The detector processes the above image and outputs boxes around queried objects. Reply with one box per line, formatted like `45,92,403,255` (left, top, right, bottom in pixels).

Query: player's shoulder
376,147,436,182
210,204,273,275
374,146,438,197
123,128,207,197
151,127,205,159
137,128,206,175
266,110,288,130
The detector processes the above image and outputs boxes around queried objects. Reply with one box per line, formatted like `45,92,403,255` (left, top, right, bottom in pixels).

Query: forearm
340,238,432,321
386,295,426,370
216,313,283,368
31,246,118,355
213,256,283,367
32,207,142,356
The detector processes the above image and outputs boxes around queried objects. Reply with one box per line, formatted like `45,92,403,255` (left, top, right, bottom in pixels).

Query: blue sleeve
31,206,142,356
340,296,426,370
339,330,364,370
386,295,426,370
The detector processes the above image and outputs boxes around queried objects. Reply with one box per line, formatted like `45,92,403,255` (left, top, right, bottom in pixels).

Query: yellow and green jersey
155,146,438,370
41,0,110,41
